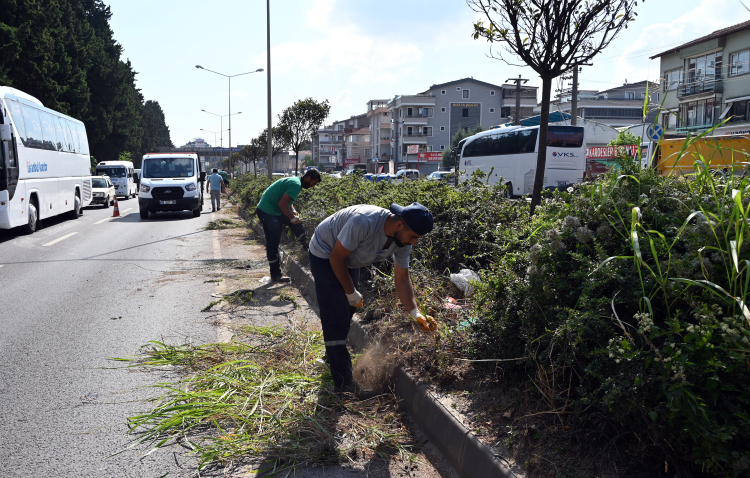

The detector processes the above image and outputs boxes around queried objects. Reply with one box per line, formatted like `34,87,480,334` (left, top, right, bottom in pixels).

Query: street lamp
195,65,263,161
200,128,228,166
201,110,241,168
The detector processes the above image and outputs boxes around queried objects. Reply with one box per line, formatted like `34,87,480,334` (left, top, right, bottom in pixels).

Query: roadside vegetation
231,137,750,476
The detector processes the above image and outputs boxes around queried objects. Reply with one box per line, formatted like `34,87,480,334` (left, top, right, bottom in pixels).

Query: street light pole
202,109,241,170
196,65,263,172
266,0,273,179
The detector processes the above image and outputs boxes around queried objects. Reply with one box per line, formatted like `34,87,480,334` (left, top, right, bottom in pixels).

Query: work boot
270,272,290,283
338,380,380,400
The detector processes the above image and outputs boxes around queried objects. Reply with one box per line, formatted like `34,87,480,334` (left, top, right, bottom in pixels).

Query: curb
239,206,513,478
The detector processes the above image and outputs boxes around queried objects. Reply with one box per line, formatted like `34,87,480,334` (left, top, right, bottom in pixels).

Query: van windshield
143,157,194,178
97,167,126,178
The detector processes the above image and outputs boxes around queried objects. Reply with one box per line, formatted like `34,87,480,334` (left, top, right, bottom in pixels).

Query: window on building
687,51,723,86
731,101,748,122
664,69,683,91
462,108,469,117
440,145,446,150
626,92,635,99
730,49,750,76
440,126,446,131
489,108,496,113
426,145,433,152
423,126,433,136
407,126,413,135
679,99,717,128
490,90,495,96
441,90,446,95
441,107,446,113
462,89,470,99
407,107,413,116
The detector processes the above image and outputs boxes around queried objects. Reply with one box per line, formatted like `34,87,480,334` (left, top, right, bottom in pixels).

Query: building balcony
401,115,429,125
388,94,436,109
676,122,716,133
677,78,723,98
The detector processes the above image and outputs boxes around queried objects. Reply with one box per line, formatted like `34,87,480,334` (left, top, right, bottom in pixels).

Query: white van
96,160,136,199
138,153,205,219
394,169,420,182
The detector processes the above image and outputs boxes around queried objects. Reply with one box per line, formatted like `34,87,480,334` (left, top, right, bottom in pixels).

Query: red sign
344,158,358,166
407,145,419,154
586,145,638,159
417,152,443,161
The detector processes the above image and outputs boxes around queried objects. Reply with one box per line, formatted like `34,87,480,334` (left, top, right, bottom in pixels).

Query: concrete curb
238,206,513,478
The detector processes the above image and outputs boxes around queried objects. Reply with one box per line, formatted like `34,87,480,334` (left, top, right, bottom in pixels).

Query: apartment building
344,128,371,163
367,99,392,164
387,78,538,172
651,19,750,136
540,81,658,127
312,112,370,167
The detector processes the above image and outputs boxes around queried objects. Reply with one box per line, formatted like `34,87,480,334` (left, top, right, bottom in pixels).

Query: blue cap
390,202,433,236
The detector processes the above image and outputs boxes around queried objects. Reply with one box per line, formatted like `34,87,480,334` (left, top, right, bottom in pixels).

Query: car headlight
140,184,151,193
185,183,197,192
93,192,103,197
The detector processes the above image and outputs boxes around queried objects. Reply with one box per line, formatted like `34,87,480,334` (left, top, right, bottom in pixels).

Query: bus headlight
140,184,151,193
185,183,197,192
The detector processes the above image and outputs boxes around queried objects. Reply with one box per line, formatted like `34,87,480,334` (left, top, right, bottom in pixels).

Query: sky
104,0,748,148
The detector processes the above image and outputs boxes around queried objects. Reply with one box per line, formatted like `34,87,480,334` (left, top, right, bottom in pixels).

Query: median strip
42,232,78,246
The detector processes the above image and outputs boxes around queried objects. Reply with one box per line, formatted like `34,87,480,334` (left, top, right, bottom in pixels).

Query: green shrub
473,154,750,475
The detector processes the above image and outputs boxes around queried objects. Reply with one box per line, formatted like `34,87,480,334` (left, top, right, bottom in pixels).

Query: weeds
119,325,416,474
203,279,223,283
201,299,223,312
204,219,240,230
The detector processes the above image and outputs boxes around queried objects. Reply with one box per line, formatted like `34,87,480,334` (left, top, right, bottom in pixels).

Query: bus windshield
143,157,194,178
97,167,126,178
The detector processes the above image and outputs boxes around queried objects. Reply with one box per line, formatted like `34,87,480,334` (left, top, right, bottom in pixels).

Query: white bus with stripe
458,125,586,197
0,86,92,233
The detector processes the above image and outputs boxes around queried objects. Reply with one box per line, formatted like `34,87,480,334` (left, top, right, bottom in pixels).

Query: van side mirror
0,124,12,142
200,171,206,182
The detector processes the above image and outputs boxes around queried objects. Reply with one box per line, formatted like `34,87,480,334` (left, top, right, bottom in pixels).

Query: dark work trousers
308,251,361,387
256,208,307,276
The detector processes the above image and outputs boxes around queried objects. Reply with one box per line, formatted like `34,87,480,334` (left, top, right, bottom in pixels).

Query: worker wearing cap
257,168,322,282
308,203,436,398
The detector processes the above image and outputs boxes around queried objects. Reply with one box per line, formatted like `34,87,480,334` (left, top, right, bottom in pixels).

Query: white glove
290,214,301,224
346,289,363,307
410,308,438,332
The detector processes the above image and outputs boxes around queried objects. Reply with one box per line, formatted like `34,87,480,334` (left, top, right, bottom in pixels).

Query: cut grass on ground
116,324,417,475
204,219,240,230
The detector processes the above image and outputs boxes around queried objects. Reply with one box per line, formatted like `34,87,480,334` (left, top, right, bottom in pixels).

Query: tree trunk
253,159,257,177
294,146,300,176
530,75,553,216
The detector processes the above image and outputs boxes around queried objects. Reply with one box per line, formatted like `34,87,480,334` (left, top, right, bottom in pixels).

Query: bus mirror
0,124,11,142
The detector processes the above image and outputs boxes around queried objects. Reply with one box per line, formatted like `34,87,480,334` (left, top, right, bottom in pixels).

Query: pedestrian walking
256,168,322,282
206,168,225,212
308,203,437,399
219,169,230,187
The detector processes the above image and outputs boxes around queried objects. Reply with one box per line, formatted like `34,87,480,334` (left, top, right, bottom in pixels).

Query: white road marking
0,265,4,268
120,208,132,213
42,232,78,247
94,217,113,224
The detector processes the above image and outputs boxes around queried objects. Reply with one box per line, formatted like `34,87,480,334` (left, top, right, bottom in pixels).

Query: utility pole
571,67,579,126
506,75,529,126
266,0,273,179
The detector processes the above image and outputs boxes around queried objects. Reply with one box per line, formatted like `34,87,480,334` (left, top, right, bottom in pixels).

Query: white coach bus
0,87,92,234
458,124,586,197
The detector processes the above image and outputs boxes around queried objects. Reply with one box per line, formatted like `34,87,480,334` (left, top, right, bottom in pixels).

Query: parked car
426,171,455,182
364,173,376,181
394,169,420,182
90,175,115,208
329,172,343,179
374,173,395,183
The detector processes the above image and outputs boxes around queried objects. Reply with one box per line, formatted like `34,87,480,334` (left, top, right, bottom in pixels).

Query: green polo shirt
219,171,228,182
257,177,302,216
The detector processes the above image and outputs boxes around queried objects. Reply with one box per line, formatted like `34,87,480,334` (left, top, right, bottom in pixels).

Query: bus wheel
506,182,514,199
24,200,39,235
69,193,81,219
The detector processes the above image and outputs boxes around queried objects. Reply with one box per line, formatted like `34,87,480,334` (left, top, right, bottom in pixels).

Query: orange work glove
410,308,437,332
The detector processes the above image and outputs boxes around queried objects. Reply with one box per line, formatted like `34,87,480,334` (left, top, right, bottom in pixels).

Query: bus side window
55,116,72,152
75,123,90,155
21,104,44,149
65,120,79,153
52,114,66,151
6,100,28,147
39,110,58,151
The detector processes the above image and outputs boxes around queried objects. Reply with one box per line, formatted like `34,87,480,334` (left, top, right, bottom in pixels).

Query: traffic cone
112,195,121,217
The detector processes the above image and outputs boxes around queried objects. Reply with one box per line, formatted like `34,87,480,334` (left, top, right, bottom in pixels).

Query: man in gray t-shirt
308,203,436,399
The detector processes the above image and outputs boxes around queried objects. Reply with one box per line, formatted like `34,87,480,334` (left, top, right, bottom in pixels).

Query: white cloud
607,0,746,85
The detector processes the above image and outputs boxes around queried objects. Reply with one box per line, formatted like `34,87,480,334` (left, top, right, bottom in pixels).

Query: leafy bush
473,153,750,475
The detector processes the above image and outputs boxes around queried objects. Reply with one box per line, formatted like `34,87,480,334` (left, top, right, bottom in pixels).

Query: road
0,199,225,477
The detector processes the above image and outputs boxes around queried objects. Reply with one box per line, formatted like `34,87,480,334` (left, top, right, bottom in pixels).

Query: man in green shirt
256,169,322,282
218,170,229,186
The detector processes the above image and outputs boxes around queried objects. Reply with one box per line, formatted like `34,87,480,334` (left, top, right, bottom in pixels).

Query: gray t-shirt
309,205,412,269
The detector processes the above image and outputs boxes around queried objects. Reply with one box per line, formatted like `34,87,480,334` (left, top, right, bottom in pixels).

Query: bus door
0,118,19,201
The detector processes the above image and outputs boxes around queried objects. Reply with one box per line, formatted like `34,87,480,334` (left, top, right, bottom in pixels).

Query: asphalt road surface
0,198,226,477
